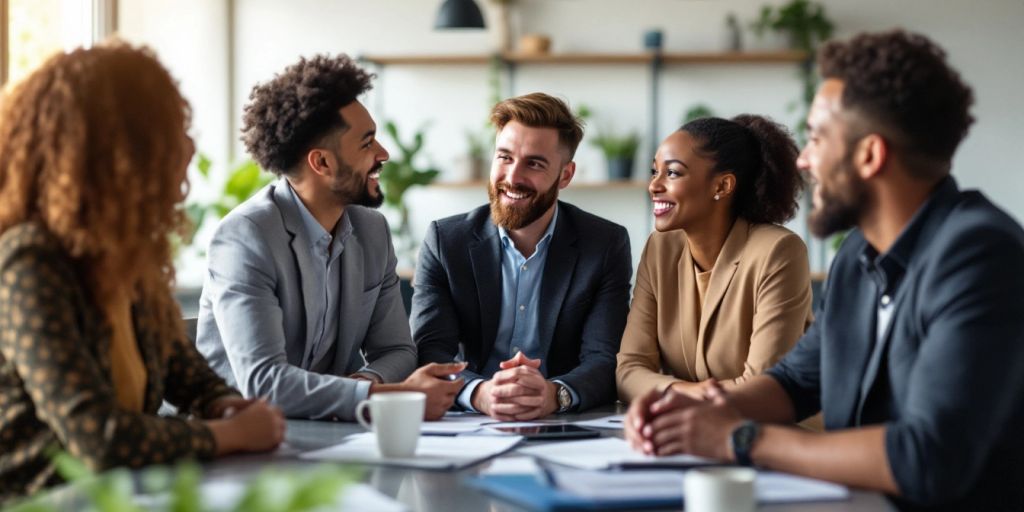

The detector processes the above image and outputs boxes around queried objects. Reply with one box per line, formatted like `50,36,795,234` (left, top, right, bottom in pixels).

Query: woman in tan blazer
616,114,813,403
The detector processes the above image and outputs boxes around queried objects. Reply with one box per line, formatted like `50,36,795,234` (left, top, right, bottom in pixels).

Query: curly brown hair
490,93,585,159
0,42,193,353
241,55,374,176
818,29,975,179
681,115,802,225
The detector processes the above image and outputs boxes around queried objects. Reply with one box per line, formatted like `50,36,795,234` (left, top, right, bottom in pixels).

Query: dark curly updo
818,29,974,178
241,54,374,176
681,115,802,225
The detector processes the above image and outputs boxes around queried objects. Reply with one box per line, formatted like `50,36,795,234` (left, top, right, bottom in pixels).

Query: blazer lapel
695,219,747,380
676,241,700,381
538,210,578,358
274,181,320,369
469,221,502,368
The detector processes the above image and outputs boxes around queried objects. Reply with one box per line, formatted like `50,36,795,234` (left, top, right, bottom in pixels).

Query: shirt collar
285,180,351,249
858,176,958,291
498,204,559,253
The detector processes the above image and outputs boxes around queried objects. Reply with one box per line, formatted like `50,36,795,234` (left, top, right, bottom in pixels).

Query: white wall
122,0,1024,279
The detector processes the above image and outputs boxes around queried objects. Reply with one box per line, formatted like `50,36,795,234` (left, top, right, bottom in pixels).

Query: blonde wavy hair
0,42,193,352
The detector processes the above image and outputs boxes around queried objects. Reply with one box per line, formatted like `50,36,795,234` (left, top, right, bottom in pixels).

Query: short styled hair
241,54,374,176
490,92,585,159
818,30,974,179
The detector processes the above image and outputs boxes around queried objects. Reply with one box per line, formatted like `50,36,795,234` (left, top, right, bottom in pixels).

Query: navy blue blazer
768,178,1024,511
411,201,632,411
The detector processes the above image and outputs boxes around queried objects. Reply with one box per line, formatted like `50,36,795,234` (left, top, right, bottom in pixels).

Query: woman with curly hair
0,43,285,503
616,115,813,404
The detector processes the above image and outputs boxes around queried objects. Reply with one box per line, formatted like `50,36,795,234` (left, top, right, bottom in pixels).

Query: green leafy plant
8,450,361,512
379,121,440,214
182,155,273,247
751,0,835,143
590,132,640,160
683,103,716,124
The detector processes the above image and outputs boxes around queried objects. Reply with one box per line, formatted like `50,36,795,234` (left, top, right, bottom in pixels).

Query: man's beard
808,151,868,238
488,176,560,230
332,161,384,208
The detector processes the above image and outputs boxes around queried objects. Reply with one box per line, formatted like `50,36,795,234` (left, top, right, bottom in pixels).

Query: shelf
428,180,648,190
360,50,808,66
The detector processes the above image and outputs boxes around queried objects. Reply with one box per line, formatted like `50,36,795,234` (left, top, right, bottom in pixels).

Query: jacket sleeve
354,221,417,382
204,214,370,420
552,225,632,411
161,334,240,419
616,235,679,402
410,221,485,382
882,225,1024,505
0,250,218,470
729,233,813,385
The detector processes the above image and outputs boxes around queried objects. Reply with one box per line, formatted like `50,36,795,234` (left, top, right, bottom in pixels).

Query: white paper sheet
572,414,625,429
517,436,715,470
548,468,849,504
300,432,523,470
479,456,543,475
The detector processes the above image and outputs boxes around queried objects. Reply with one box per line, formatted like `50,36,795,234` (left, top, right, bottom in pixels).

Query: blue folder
466,474,682,511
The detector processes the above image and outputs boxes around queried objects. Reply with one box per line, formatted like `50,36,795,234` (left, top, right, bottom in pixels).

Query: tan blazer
616,218,813,402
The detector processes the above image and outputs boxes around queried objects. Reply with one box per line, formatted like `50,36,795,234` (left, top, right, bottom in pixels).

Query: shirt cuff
354,378,372,404
457,379,484,412
354,367,386,383
552,379,580,409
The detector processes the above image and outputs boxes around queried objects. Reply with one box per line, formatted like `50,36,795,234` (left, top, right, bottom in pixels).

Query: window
1,0,115,86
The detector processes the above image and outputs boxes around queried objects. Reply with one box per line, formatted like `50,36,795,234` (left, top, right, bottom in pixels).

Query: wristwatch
730,420,761,466
555,383,573,413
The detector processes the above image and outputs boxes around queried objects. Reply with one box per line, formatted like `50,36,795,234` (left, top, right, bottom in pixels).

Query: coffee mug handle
355,400,373,431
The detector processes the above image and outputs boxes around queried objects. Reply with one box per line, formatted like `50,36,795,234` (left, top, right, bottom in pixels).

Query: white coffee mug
684,467,757,512
355,391,425,458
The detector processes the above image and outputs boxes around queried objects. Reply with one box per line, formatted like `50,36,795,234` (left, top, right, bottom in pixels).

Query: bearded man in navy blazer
625,31,1024,511
412,93,632,420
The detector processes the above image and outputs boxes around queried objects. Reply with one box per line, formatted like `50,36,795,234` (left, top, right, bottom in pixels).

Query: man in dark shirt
624,30,1024,511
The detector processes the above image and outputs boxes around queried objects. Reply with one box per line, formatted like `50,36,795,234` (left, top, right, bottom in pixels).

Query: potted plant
379,121,440,267
591,131,641,181
751,0,835,141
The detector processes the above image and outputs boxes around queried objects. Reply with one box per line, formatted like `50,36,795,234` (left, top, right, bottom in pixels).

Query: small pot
607,157,634,181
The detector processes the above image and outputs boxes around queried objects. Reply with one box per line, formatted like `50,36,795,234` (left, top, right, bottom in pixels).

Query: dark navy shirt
767,177,1024,511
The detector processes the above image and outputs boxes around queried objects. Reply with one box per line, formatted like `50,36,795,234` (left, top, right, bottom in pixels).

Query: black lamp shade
434,0,486,29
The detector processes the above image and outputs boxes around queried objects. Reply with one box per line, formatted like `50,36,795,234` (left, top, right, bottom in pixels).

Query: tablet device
490,424,602,440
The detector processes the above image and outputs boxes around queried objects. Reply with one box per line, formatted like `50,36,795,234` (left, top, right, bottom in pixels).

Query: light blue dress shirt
286,183,379,400
458,207,579,411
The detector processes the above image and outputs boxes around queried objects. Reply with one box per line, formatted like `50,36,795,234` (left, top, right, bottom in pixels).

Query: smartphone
490,424,602,440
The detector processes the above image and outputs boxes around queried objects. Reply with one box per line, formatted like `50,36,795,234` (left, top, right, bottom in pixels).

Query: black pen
534,458,560,488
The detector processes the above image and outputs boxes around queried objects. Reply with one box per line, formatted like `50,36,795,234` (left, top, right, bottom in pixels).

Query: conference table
194,405,895,511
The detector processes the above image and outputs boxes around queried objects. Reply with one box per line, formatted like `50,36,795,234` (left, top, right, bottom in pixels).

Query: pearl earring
714,193,721,201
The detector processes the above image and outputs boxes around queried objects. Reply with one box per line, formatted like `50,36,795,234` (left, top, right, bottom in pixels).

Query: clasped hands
471,351,558,421
624,379,744,462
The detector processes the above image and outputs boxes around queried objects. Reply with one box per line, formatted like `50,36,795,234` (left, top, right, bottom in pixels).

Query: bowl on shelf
518,34,552,54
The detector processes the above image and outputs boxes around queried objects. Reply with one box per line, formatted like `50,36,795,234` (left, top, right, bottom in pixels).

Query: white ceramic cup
684,467,757,512
355,391,425,458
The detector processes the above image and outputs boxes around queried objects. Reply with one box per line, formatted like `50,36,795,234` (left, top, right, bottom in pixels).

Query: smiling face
326,101,389,208
798,79,868,238
487,121,573,230
649,130,724,232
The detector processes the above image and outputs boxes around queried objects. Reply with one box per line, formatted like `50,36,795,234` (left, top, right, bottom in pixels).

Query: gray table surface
197,405,895,512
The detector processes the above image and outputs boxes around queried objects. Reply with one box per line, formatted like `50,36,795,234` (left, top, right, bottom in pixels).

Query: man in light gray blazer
196,54,464,421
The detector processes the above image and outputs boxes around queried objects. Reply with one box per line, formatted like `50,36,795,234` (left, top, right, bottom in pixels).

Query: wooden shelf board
360,50,808,66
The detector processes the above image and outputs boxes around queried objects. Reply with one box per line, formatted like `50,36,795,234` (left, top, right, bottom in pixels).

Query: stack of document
300,433,523,470
517,437,716,470
468,467,849,511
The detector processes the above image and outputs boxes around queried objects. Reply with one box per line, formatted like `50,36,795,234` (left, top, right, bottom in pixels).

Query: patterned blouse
0,223,238,503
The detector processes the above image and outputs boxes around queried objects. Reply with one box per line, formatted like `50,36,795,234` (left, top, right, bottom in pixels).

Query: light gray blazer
195,179,416,421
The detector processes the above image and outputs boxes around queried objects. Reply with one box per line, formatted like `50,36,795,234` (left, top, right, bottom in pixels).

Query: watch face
557,385,571,408
735,424,756,448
